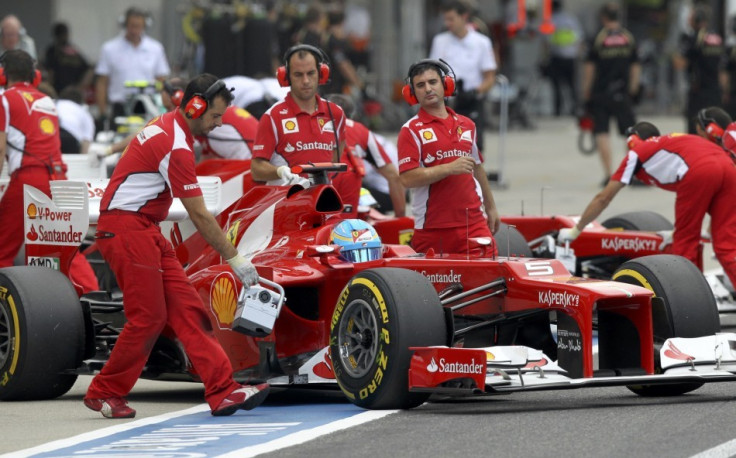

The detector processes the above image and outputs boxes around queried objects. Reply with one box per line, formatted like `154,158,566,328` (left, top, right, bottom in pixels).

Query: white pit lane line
4,403,398,458
690,439,736,458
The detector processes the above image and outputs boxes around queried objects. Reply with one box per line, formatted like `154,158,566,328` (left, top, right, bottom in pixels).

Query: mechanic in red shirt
250,44,361,214
560,121,736,288
84,74,269,419
397,59,500,254
0,50,98,293
198,106,259,161
325,93,406,217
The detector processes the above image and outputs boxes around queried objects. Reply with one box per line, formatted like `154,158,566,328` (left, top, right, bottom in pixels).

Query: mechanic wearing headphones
84,74,269,419
693,106,733,156
397,59,499,254
0,50,99,293
559,121,736,289
94,7,170,126
197,105,260,162
250,44,362,214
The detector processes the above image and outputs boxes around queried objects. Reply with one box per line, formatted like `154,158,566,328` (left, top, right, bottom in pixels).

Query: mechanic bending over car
325,93,406,217
0,50,99,293
397,58,499,254
84,73,269,419
693,106,736,163
250,44,363,215
559,121,736,290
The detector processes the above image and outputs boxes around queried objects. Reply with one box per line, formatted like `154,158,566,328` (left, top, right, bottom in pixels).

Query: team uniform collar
417,106,459,124
7,82,35,91
173,109,195,145
285,92,327,115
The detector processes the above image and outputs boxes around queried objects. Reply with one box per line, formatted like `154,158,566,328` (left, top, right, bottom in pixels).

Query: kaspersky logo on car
426,357,485,374
601,237,657,252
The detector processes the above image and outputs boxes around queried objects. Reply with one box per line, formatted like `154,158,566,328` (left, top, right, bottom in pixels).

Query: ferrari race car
501,211,736,329
2,162,736,410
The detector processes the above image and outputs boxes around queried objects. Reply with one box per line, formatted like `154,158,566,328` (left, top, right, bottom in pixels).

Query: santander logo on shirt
423,148,471,165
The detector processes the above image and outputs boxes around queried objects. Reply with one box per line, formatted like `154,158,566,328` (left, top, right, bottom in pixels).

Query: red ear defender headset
163,80,184,107
0,55,42,88
401,59,456,106
697,108,725,142
276,44,330,88
625,125,643,150
184,79,226,119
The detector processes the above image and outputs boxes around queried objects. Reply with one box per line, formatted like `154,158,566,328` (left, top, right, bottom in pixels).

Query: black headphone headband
407,59,452,82
284,44,327,68
202,79,226,102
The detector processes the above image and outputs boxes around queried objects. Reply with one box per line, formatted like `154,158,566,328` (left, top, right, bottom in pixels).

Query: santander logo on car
426,357,485,375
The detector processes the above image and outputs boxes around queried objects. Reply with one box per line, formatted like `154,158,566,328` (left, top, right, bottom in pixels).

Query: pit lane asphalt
2,115,729,457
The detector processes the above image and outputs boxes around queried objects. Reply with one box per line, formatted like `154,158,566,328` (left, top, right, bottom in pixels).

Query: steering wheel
291,162,347,185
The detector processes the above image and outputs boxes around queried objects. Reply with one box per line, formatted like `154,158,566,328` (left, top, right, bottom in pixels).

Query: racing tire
330,268,447,409
602,211,673,231
495,223,533,258
0,267,85,400
612,255,719,396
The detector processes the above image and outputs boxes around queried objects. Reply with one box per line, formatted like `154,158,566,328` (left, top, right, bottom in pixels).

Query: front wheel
613,255,719,396
330,268,447,409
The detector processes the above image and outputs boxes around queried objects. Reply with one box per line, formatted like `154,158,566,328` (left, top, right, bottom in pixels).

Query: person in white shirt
0,15,37,60
56,86,95,155
429,0,497,154
94,7,170,124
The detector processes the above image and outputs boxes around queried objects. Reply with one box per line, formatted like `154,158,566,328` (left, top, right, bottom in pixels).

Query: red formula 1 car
2,164,736,409
500,211,736,329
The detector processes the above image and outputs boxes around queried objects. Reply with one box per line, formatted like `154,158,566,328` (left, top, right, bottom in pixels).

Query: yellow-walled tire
613,255,719,396
330,268,447,409
0,267,84,400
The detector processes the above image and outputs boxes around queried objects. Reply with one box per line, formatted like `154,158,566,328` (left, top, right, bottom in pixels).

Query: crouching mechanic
84,74,269,419
559,121,736,288
397,59,499,254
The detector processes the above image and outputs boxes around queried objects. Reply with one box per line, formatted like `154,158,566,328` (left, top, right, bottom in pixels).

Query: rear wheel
602,211,673,231
613,255,719,396
495,223,533,258
0,267,85,400
330,268,447,409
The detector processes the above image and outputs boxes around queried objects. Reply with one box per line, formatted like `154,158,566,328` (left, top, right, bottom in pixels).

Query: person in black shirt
581,2,640,186
43,22,92,94
672,4,727,134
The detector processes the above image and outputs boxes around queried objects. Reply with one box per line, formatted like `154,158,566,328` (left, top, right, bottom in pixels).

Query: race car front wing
408,333,736,395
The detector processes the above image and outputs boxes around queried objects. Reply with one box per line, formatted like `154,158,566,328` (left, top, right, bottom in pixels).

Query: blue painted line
25,403,370,457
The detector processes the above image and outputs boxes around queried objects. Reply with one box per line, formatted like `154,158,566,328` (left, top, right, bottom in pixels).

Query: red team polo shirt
397,107,486,230
611,133,730,191
100,110,203,223
345,118,392,168
252,93,345,168
197,106,259,161
0,82,63,174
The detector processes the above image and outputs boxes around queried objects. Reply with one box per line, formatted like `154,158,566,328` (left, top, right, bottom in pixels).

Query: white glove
226,254,259,287
657,230,674,250
88,142,113,158
276,165,310,188
557,226,581,244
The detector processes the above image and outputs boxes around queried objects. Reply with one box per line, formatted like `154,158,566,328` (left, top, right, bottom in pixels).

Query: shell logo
485,351,495,361
235,108,251,119
285,120,296,131
39,117,56,135
423,130,434,141
26,203,38,219
210,275,238,329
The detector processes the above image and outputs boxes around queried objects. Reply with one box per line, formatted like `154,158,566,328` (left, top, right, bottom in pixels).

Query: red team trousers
0,167,98,293
86,212,240,409
671,159,736,287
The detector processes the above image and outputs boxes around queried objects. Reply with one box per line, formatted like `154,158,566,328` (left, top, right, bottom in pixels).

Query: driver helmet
329,219,383,263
